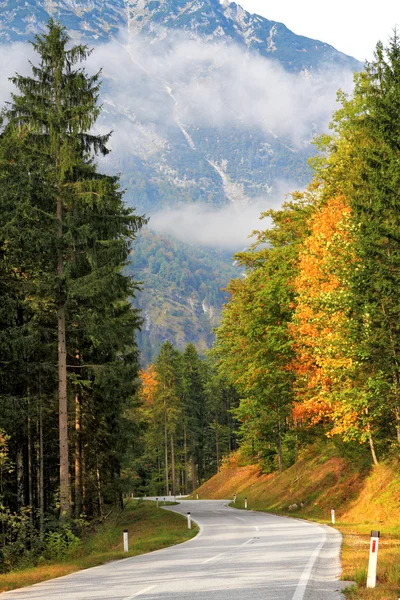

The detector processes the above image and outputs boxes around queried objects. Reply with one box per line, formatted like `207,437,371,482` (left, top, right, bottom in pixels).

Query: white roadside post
123,529,129,553
366,530,380,588
163,497,166,505
187,512,192,529
331,509,335,525
233,493,236,503
156,497,159,508
245,497,248,509
196,494,199,500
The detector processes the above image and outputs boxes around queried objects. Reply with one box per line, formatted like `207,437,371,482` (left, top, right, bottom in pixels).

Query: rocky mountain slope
0,0,360,72
0,0,362,359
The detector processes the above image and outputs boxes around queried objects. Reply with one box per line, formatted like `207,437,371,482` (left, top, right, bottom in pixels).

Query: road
3,499,350,600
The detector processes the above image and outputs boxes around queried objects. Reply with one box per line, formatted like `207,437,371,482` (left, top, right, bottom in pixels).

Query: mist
149,179,300,250
0,30,355,249
89,31,355,145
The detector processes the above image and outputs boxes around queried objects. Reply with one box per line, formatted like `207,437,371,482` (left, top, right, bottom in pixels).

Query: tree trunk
157,447,161,494
227,398,232,453
39,398,44,538
183,423,188,495
170,434,176,496
96,461,104,521
82,445,87,516
393,402,400,443
215,419,220,473
191,450,197,492
17,448,24,508
164,397,169,496
57,194,70,518
74,392,82,518
27,411,33,516
368,430,379,466
277,417,283,474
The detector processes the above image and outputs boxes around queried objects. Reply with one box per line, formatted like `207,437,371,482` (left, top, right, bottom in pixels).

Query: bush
44,528,82,561
0,505,42,572
0,504,83,572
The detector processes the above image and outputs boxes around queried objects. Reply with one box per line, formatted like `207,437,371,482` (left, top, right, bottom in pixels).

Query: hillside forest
2,18,400,577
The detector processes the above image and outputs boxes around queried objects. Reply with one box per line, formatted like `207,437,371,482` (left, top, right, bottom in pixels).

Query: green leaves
0,19,145,525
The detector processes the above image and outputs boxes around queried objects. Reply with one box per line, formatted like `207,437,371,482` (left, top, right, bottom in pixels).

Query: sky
237,0,399,63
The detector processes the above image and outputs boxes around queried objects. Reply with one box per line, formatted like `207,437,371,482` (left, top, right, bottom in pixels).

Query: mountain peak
0,0,361,74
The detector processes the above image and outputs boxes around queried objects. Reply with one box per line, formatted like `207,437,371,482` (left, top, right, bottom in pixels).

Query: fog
0,29,355,248
149,179,298,249
89,31,354,145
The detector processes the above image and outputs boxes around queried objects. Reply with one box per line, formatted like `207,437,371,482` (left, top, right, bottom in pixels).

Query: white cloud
150,179,297,249
96,31,354,144
1,32,355,151
0,43,36,107
0,31,354,251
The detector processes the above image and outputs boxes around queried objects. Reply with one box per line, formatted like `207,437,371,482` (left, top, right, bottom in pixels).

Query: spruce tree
3,20,145,517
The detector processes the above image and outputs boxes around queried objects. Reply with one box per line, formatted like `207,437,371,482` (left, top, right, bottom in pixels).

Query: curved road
3,499,349,600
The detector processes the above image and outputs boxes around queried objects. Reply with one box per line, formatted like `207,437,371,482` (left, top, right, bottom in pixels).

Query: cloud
0,32,354,152
89,31,355,146
150,203,264,249
150,179,297,249
0,31,354,251
0,43,36,107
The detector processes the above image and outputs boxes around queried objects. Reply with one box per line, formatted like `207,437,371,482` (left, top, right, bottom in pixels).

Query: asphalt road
3,499,350,600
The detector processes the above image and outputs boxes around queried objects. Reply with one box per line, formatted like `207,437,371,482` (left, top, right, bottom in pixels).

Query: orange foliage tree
139,365,159,406
290,195,378,457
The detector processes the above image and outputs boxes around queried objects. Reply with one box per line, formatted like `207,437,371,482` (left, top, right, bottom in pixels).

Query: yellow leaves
291,195,360,435
138,366,158,406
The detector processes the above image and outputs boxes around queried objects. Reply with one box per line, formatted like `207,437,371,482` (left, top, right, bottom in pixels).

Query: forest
2,16,400,581
130,228,241,364
135,342,239,495
0,21,145,569
0,19,238,573
213,33,400,473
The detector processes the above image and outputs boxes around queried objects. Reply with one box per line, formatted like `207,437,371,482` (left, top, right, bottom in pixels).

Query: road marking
124,585,157,599
235,516,245,521
201,552,225,564
291,537,326,600
241,538,254,546
255,526,259,531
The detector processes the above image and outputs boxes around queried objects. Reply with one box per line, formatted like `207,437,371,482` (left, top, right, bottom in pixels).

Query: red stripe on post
372,540,376,553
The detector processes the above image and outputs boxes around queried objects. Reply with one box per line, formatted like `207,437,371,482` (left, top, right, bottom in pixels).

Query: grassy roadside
0,500,198,594
195,444,400,600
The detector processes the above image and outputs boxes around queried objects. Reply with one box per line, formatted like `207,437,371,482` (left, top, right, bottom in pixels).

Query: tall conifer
3,20,145,517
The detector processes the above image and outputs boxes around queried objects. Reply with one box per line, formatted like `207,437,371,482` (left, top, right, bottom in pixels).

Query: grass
194,444,400,600
338,522,400,599
0,500,198,594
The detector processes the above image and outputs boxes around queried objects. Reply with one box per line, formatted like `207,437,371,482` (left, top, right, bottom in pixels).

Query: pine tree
154,342,181,495
3,20,145,517
181,344,206,488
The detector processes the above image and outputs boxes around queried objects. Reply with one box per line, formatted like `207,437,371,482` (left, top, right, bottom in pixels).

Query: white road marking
241,538,254,546
291,537,326,600
201,552,225,564
255,526,260,531
235,516,245,521
124,585,157,599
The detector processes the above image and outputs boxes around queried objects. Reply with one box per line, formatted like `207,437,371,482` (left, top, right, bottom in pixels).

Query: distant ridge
0,0,361,72
0,0,362,361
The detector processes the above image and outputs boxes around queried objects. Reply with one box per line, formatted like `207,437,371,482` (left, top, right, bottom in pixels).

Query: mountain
0,0,360,72
0,0,362,360
128,228,241,364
